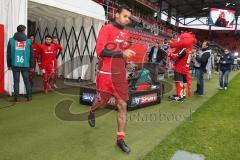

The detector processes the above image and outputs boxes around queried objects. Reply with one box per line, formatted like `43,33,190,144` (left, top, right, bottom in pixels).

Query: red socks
176,82,184,97
117,132,125,141
88,107,94,113
117,135,124,141
183,85,186,97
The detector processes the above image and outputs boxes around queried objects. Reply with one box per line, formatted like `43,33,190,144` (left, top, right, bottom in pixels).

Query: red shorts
96,73,129,102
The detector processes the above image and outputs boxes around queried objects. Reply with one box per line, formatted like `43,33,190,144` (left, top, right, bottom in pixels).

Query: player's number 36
16,56,24,63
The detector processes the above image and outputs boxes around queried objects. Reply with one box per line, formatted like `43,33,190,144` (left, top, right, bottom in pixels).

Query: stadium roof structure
156,0,240,18
29,0,106,21
148,0,240,29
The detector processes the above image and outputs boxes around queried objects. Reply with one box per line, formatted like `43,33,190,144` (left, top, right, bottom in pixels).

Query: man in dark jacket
7,25,33,102
195,41,211,95
148,42,166,82
219,49,234,90
148,42,166,63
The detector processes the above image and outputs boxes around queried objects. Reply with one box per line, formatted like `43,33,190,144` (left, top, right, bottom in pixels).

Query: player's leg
116,99,127,135
53,69,58,88
88,92,111,127
116,99,130,154
186,72,191,97
176,81,184,97
43,68,50,94
29,59,36,87
52,60,58,88
88,73,112,127
169,72,184,101
49,68,56,88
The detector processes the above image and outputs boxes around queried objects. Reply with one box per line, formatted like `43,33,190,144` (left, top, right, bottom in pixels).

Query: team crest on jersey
15,41,26,50
119,32,125,37
115,31,127,43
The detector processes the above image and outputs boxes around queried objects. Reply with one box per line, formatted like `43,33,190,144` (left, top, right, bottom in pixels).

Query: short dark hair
203,41,209,47
52,36,57,39
28,34,35,38
45,35,52,39
17,25,26,32
116,4,132,14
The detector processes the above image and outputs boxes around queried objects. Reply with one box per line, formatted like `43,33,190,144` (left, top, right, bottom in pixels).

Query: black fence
28,21,98,62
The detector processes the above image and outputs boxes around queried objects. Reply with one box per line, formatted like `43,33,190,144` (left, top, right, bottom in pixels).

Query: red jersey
32,42,41,59
40,44,58,68
96,22,129,82
54,44,63,54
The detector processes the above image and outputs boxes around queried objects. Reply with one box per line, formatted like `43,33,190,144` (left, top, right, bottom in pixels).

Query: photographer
195,41,211,95
7,25,33,102
191,47,201,77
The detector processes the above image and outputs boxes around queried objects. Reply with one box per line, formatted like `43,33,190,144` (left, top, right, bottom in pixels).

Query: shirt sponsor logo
45,51,54,54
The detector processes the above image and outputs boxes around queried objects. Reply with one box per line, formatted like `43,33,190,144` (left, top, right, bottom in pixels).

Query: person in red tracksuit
39,35,58,94
52,36,63,58
52,36,63,83
29,35,41,86
87,5,135,154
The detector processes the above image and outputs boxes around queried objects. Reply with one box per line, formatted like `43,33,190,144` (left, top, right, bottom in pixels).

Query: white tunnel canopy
29,0,106,21
0,0,105,95
27,0,105,81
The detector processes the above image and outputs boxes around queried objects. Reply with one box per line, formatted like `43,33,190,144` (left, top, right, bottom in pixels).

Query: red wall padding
0,24,4,94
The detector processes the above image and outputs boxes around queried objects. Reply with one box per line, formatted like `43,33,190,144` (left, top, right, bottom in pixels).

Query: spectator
7,25,33,102
206,50,215,80
191,47,201,77
148,42,166,83
148,42,166,63
219,49,234,90
161,39,169,51
139,20,143,27
215,53,222,71
195,41,211,95
28,34,41,87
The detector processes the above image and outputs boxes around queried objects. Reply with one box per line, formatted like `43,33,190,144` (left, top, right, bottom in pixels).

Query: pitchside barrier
79,82,164,111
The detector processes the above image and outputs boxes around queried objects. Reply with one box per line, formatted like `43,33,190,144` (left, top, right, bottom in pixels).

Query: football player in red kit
88,5,135,154
28,34,41,86
52,36,63,58
52,36,63,85
39,35,58,93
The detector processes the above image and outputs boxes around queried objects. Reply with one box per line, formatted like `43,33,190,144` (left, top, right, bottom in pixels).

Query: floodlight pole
167,5,172,24
235,15,238,33
209,25,212,36
158,0,163,21
175,15,179,28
